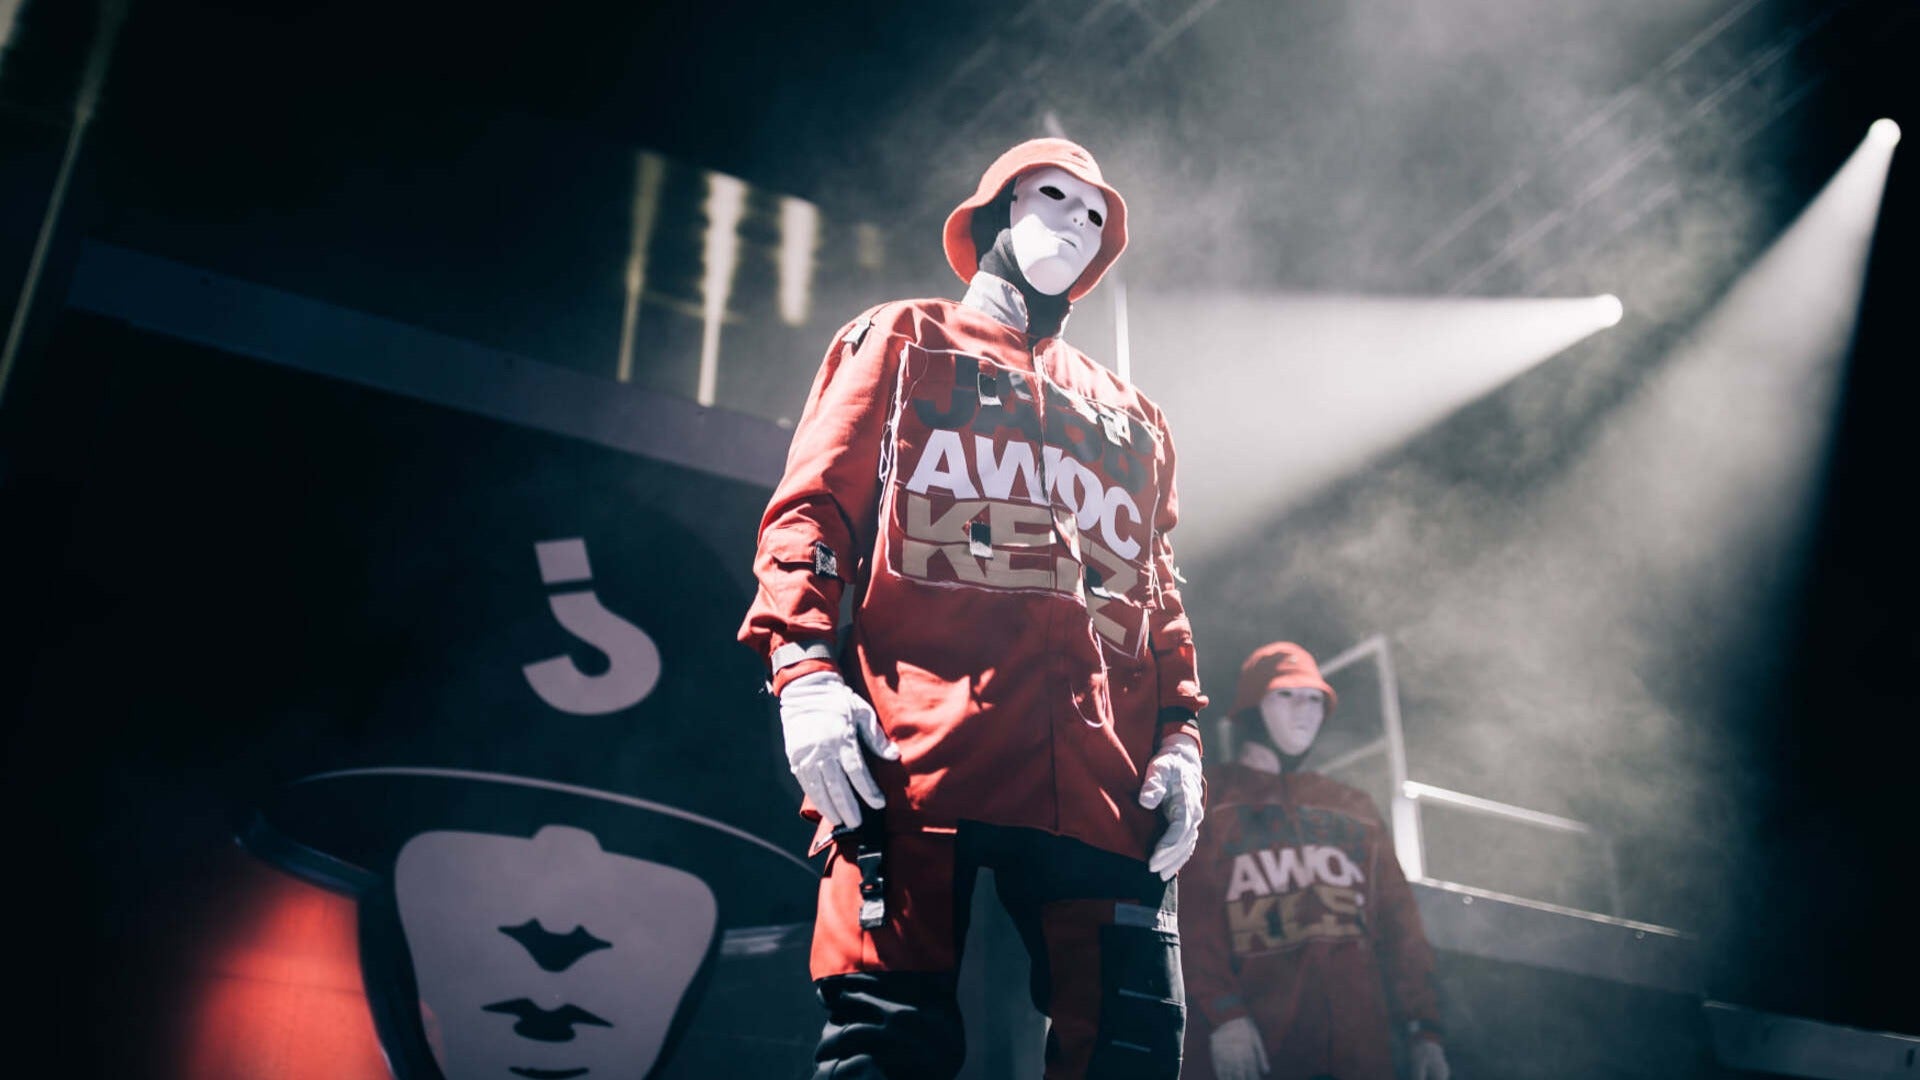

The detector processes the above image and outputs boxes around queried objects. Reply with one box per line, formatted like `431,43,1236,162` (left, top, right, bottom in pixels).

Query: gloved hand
778,670,900,829
1410,1037,1450,1080
1208,1016,1269,1080
1138,733,1203,879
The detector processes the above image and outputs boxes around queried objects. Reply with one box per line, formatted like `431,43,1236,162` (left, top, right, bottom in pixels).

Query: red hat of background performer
1230,641,1338,718
943,138,1129,304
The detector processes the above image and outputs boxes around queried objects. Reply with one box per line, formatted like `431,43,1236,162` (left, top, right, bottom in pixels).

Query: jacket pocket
1085,921,1186,1078
764,525,843,582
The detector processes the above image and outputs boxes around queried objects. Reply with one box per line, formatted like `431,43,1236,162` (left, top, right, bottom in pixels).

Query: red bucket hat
942,138,1129,303
1230,641,1339,718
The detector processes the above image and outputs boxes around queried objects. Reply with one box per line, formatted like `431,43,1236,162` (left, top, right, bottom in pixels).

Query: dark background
1,0,1916,1071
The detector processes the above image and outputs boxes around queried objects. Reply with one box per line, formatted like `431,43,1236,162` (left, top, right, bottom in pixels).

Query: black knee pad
1085,915,1185,1079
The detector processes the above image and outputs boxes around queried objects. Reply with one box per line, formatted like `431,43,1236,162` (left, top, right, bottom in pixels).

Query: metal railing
1316,633,1625,918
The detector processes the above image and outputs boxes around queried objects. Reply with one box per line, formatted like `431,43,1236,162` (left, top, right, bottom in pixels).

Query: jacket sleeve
738,306,899,674
1147,409,1209,741
1369,804,1445,1041
1180,792,1249,1031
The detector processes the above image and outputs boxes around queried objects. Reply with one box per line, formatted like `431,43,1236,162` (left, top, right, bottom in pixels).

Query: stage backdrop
4,311,820,1079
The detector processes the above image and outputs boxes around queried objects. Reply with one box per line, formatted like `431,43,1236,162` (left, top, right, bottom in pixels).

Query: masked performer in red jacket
739,138,1208,1079
1181,642,1450,1080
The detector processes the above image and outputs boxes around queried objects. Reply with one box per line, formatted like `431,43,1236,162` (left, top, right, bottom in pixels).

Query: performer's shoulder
1052,339,1172,421
852,296,970,324
826,297,973,345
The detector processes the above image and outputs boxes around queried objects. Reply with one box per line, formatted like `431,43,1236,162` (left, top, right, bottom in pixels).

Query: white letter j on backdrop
521,538,662,715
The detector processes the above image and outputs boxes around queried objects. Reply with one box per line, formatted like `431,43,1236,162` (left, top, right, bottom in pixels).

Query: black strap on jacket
835,809,889,929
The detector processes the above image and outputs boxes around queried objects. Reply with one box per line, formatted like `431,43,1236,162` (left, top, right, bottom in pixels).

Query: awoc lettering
1220,836,1371,956
908,353,1156,497
902,416,1147,561
885,345,1161,656
1224,844,1367,902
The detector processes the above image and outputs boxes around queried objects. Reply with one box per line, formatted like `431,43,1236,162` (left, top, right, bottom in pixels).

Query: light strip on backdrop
777,196,820,327
0,0,22,70
0,0,127,410
616,151,666,383
697,171,747,406
1131,291,1624,559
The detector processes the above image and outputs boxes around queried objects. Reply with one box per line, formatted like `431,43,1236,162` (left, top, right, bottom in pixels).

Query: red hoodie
1181,763,1443,1080
738,292,1207,860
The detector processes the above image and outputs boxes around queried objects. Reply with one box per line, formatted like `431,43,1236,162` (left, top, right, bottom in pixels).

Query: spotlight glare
1595,293,1624,328
1868,118,1901,149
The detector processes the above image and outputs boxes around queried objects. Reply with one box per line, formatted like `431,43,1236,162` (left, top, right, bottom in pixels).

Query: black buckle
856,848,886,899
855,848,886,928
842,815,887,930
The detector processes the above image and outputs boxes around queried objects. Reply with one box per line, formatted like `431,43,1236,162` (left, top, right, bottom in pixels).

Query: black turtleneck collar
976,228,1072,340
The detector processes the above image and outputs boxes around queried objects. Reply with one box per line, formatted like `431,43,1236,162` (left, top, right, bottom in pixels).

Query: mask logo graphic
234,511,820,1077
395,824,717,1079
498,920,614,972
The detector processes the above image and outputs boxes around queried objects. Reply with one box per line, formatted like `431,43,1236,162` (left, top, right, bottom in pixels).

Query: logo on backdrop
242,517,818,1079
521,539,663,715
253,769,817,1080
397,824,717,1079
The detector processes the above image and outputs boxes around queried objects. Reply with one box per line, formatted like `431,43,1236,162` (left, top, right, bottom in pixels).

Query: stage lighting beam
1387,117,1904,814
1133,291,1625,559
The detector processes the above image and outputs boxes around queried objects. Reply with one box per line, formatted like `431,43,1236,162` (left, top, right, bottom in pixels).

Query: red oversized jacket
739,293,1207,860
1181,763,1443,1080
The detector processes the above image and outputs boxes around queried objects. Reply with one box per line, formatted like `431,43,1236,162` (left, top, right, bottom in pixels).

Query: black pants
812,821,1184,1079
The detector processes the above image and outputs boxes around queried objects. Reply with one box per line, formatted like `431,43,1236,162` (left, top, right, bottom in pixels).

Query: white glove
1208,1016,1269,1080
778,670,899,829
1138,733,1203,879
1410,1038,1450,1080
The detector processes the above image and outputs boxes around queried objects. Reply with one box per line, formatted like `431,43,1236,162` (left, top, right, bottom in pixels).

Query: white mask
395,824,718,1080
1259,687,1327,758
1008,166,1109,296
